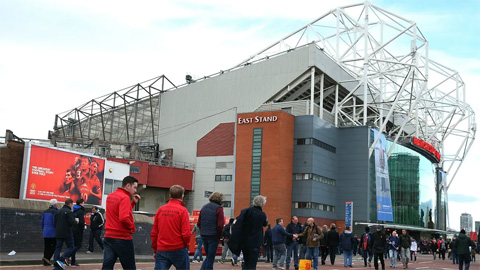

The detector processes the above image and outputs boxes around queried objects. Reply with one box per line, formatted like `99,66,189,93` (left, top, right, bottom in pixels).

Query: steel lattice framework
235,1,475,188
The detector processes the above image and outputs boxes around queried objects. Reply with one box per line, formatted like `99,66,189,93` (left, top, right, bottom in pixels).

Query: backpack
441,241,446,250
362,233,370,250
227,207,252,256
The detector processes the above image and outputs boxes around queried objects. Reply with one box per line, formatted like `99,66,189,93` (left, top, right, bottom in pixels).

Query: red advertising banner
24,145,105,205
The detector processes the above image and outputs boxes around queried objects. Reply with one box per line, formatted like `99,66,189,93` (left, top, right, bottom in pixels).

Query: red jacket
151,199,191,252
104,187,137,240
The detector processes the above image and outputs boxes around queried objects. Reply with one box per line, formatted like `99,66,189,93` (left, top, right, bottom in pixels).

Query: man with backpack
70,199,85,267
438,237,447,260
340,226,355,267
360,226,373,267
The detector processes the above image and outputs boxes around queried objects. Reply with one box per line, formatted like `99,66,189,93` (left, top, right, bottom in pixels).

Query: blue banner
373,129,394,221
345,201,353,228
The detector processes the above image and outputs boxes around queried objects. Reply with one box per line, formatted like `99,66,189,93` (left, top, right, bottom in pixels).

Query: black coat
264,228,272,246
72,205,85,234
240,206,268,249
55,205,76,238
90,211,104,230
371,230,387,254
327,228,340,247
286,222,303,245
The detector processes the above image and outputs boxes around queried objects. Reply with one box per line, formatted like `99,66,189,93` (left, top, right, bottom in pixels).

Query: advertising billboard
21,143,105,205
373,129,394,222
345,201,353,230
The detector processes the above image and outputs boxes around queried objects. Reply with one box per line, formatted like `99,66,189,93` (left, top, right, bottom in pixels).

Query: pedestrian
388,231,399,268
41,199,58,266
297,217,323,270
272,218,296,270
298,222,308,260
198,192,225,270
372,226,386,270
102,176,141,270
398,229,411,268
87,206,104,253
319,225,329,265
430,239,438,260
220,218,235,263
453,229,475,270
286,216,302,270
70,199,85,267
340,226,354,267
352,234,359,256
151,185,191,270
191,223,204,263
264,224,273,263
438,237,447,260
409,238,417,263
451,237,457,264
360,226,373,267
53,198,76,270
326,223,340,265
237,195,268,269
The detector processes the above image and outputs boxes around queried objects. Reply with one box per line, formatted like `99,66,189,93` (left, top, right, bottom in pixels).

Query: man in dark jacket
41,199,58,266
53,198,76,270
286,216,303,270
198,192,225,270
239,195,268,270
70,199,85,267
264,224,273,263
398,229,411,269
327,223,340,265
220,218,234,263
87,206,104,253
320,225,329,265
371,226,387,270
453,229,475,270
451,237,457,264
272,218,296,270
340,226,355,267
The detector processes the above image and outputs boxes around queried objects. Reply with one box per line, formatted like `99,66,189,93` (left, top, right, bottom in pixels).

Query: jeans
329,245,337,265
264,244,273,262
362,248,373,266
306,246,319,270
88,229,104,252
193,238,204,261
299,244,308,259
71,231,83,264
273,243,286,268
400,247,409,266
458,253,471,270
200,237,219,270
389,249,398,267
155,248,189,270
343,250,353,266
44,237,56,261
54,237,75,263
374,252,385,270
221,240,231,261
242,247,260,270
102,237,136,270
452,251,457,264
286,242,299,268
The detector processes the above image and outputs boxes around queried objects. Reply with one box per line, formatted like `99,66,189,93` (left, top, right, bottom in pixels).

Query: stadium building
46,2,475,236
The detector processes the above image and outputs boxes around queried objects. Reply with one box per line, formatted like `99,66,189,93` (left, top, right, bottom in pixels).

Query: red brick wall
234,111,295,223
0,142,25,198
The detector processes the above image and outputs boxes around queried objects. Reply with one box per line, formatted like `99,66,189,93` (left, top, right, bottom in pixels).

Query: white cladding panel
158,47,311,164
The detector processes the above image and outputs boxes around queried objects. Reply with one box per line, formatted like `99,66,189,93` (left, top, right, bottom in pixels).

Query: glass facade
250,128,263,203
369,132,438,228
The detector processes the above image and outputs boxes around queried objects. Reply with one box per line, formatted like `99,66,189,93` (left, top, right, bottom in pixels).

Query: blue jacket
272,224,293,245
41,205,58,238
199,202,223,237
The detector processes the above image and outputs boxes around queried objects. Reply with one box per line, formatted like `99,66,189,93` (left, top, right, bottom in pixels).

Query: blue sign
345,201,353,227
373,129,394,222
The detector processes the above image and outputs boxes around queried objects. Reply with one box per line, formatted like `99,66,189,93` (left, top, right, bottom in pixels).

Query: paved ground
0,253,476,270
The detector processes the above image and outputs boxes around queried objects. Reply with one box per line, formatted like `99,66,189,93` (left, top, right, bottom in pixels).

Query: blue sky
0,0,478,230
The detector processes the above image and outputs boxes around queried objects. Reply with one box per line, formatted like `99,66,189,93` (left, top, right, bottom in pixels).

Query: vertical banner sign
345,201,353,230
373,129,394,221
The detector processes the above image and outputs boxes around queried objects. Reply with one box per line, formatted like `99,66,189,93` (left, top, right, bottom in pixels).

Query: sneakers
231,258,235,266
278,267,285,270
70,263,80,267
219,260,225,264
55,260,65,270
64,258,70,266
42,257,51,266
86,250,93,254
192,260,199,263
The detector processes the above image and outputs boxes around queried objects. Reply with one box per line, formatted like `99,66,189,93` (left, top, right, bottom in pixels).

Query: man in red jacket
151,185,191,270
102,176,141,270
